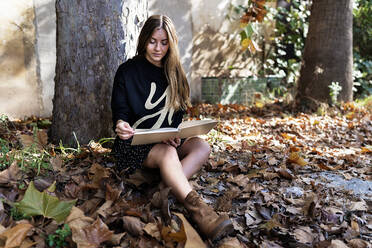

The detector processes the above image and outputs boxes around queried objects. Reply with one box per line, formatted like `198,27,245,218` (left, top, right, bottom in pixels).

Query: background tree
296,0,354,106
50,0,147,146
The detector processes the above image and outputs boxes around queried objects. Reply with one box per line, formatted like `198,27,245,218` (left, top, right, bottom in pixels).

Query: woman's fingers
162,138,181,147
116,121,134,140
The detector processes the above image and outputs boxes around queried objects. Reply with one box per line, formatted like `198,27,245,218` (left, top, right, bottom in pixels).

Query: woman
111,15,233,241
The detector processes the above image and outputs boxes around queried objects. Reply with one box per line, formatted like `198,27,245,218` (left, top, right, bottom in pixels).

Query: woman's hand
115,120,135,140
162,137,181,148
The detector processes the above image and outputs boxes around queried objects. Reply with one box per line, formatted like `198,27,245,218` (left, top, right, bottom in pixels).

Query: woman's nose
155,43,160,50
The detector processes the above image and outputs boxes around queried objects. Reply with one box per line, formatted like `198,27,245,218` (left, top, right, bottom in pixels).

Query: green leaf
14,181,76,223
240,30,247,41
244,24,254,38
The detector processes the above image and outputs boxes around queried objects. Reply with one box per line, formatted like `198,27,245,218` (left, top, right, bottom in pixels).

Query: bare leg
143,144,192,201
177,137,211,179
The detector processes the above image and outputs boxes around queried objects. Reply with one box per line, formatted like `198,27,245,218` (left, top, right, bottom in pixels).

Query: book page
131,128,179,145
178,119,217,139
131,119,218,145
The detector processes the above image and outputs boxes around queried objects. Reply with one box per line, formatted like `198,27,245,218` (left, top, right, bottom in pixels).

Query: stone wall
0,0,55,119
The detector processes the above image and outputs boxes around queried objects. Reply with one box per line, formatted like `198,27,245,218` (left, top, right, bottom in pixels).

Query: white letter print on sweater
132,82,174,129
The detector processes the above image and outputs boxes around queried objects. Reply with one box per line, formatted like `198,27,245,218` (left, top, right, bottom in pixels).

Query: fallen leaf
19,238,37,248
96,200,113,218
50,156,65,172
293,226,314,245
329,239,349,248
105,184,121,202
174,213,206,248
348,239,370,248
0,161,20,184
14,181,76,223
277,168,294,179
161,225,186,243
255,203,272,220
317,163,335,171
350,200,368,211
144,222,161,241
83,218,113,247
109,233,126,246
218,237,243,248
288,152,308,166
0,223,33,248
88,163,110,188
122,216,145,236
351,219,360,233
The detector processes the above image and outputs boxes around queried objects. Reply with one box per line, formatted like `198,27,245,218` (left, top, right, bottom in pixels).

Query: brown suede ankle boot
184,190,233,241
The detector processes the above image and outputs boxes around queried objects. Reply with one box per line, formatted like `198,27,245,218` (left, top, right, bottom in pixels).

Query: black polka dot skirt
111,137,156,175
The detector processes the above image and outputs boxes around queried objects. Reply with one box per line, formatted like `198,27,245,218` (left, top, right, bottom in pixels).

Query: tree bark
296,0,353,106
50,0,147,146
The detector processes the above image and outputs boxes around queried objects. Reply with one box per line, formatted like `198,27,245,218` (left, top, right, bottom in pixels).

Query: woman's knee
152,144,179,163
181,137,211,162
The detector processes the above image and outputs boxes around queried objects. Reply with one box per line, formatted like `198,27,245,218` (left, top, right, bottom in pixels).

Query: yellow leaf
346,112,355,120
313,120,320,125
240,22,248,28
241,38,250,50
361,147,372,154
288,152,308,166
255,101,264,108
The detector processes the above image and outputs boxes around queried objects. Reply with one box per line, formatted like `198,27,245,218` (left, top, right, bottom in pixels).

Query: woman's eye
162,41,168,46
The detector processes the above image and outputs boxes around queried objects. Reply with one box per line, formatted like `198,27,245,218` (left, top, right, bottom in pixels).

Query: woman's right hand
115,120,135,140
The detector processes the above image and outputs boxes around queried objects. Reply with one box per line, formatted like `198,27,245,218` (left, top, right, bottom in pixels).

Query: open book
131,119,218,145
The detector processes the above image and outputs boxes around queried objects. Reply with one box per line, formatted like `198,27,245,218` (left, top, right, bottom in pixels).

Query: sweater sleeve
111,65,131,131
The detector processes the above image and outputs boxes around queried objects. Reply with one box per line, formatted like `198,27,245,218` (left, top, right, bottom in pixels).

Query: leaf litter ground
0,102,371,248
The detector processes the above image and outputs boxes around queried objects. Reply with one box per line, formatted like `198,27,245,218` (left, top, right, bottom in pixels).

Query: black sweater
111,56,184,131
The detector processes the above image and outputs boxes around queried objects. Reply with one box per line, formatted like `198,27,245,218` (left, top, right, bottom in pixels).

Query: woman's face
145,28,169,67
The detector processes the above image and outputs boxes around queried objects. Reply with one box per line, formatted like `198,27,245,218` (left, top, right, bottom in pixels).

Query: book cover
131,119,218,145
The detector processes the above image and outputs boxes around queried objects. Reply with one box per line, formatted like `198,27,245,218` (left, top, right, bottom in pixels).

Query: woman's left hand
162,138,181,148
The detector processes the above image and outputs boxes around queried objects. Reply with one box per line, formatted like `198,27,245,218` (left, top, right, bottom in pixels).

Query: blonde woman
111,15,233,241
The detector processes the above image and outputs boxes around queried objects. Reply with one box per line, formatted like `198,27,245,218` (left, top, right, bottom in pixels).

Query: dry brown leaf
0,161,20,184
268,157,278,166
88,163,110,188
18,130,47,149
263,172,279,180
218,237,243,248
329,239,349,248
349,200,368,211
19,238,37,248
50,156,65,173
0,223,33,248
82,218,113,247
277,168,295,179
288,152,308,166
242,182,263,193
348,239,370,248
161,225,186,243
351,219,360,233
122,216,145,236
174,213,206,248
227,174,250,187
317,163,335,171
105,184,121,202
96,200,113,218
143,222,161,241
293,226,314,245
302,193,317,218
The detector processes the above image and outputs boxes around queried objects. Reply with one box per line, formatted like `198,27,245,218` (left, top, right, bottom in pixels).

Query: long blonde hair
136,15,191,111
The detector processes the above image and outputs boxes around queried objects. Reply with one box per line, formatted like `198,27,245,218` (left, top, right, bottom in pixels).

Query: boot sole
210,219,234,242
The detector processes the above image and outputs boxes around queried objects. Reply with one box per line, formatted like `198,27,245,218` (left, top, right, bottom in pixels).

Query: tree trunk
296,0,353,106
50,0,147,146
